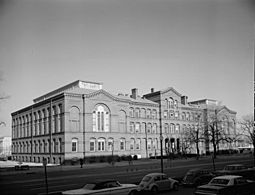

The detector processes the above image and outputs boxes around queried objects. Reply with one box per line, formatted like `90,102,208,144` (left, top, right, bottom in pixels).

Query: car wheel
151,186,158,195
173,183,179,191
128,190,137,195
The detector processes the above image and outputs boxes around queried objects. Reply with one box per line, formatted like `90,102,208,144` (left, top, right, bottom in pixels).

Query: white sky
0,0,254,137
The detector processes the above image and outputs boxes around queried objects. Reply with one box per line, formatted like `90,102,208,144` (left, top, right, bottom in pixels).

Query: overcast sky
0,0,254,137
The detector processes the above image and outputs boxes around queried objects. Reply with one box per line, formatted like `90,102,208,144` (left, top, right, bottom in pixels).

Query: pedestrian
80,158,83,168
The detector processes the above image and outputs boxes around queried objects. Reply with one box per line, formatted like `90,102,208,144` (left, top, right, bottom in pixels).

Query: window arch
69,106,80,132
92,104,110,132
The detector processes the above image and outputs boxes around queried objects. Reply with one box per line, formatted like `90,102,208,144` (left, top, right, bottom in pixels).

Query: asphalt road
1,155,254,195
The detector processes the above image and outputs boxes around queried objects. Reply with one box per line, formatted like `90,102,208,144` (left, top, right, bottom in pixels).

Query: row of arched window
71,137,159,153
163,110,202,122
12,138,63,154
12,104,63,139
12,156,62,164
165,97,178,109
129,108,157,119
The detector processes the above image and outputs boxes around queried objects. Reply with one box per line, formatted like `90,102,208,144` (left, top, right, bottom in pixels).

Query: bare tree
206,109,235,159
183,124,204,160
239,114,255,166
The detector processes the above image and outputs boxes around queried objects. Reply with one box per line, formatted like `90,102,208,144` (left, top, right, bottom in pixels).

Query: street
1,155,254,195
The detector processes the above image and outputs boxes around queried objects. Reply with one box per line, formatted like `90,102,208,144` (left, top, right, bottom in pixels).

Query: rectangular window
72,142,77,152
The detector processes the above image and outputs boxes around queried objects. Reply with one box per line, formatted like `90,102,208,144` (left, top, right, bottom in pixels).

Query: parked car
138,173,179,194
215,164,255,179
62,180,138,195
194,175,255,195
183,168,215,187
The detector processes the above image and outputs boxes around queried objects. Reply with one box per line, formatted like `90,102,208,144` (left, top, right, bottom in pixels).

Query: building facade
11,80,237,164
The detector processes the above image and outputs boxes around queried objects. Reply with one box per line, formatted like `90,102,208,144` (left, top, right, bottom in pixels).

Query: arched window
129,122,134,133
147,109,151,119
141,123,146,133
135,122,140,133
170,123,175,134
141,108,146,118
71,138,78,152
174,100,178,108
136,138,141,150
153,138,158,149
98,138,105,151
69,107,80,132
118,110,126,133
164,123,169,134
175,124,180,133
148,138,152,150
152,123,157,134
58,104,63,132
130,138,135,150
169,98,174,108
129,108,134,118
186,112,190,121
135,108,140,118
59,138,62,153
92,105,110,132
152,109,157,119
120,138,125,150
147,123,152,134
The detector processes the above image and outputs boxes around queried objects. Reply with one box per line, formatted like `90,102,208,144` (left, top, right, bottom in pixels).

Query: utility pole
159,97,164,173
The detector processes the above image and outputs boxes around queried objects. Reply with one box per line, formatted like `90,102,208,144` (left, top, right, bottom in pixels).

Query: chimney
181,96,188,105
151,88,154,93
131,88,138,99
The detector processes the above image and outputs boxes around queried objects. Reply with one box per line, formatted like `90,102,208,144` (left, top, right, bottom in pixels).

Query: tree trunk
196,142,200,160
213,142,217,159
253,141,255,167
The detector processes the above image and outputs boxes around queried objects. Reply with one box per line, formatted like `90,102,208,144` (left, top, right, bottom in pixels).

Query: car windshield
210,179,229,185
83,183,96,190
142,176,152,182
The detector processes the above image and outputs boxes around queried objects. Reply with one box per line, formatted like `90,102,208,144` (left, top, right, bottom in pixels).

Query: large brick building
11,80,237,164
